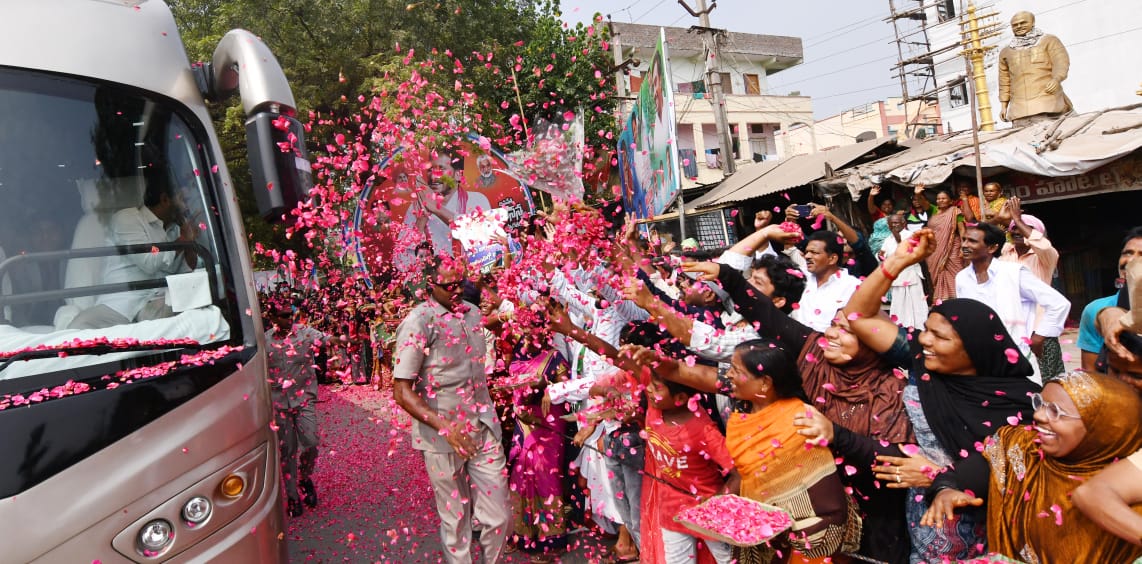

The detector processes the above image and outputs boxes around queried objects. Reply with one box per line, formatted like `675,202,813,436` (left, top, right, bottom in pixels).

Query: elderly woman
924,372,1142,563
796,229,1041,562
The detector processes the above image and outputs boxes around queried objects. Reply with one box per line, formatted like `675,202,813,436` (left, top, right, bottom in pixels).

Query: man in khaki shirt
393,257,511,563
998,11,1073,126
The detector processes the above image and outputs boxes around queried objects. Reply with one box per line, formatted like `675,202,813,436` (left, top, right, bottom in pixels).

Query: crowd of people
266,176,1142,564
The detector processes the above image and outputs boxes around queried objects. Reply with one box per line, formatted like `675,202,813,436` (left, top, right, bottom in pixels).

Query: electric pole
679,0,735,176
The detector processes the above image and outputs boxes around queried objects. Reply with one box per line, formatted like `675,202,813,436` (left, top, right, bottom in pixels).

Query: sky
561,0,905,119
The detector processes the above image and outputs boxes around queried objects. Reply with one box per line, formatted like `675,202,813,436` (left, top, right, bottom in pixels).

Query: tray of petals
490,372,542,391
673,494,794,547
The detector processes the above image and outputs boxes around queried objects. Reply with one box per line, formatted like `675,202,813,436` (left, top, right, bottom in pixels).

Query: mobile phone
794,204,813,218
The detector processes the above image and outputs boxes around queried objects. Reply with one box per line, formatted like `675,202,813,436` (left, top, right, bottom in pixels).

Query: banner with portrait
617,28,681,220
350,136,534,280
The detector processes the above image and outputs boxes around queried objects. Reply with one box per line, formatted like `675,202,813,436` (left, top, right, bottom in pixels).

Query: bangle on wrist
880,263,898,281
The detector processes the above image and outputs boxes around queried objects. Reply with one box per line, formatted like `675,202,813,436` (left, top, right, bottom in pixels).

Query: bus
0,1,310,561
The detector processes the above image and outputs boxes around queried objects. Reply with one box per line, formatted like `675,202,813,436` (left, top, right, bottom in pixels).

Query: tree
168,0,620,262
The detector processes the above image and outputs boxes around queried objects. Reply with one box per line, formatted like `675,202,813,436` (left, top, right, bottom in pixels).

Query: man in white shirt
69,182,198,329
791,230,861,332
406,151,491,254
955,222,1070,382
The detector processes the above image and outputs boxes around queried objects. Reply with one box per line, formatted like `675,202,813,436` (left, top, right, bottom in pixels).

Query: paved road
285,385,611,563
286,328,1083,562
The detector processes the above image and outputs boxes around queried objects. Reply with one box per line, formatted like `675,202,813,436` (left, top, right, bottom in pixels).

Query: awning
820,106,1142,199
685,137,896,212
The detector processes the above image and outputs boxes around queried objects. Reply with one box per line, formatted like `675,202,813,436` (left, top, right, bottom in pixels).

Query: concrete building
917,0,1142,133
612,22,811,188
776,97,942,157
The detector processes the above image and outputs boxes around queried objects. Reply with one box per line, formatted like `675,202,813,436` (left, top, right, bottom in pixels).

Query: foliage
168,0,620,264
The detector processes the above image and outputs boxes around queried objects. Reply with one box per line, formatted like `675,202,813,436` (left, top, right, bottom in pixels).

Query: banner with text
1006,150,1142,203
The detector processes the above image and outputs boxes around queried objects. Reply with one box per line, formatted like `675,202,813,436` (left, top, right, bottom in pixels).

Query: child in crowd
644,375,740,564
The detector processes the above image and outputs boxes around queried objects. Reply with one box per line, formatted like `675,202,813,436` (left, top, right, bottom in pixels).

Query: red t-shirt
646,409,735,533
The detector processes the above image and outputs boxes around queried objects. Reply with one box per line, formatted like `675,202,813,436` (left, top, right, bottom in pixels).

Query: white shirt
954,259,1070,355
878,231,924,287
405,189,492,253
546,269,647,405
791,268,861,332
97,206,190,320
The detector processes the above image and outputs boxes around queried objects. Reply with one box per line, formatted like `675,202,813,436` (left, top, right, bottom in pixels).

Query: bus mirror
245,112,312,223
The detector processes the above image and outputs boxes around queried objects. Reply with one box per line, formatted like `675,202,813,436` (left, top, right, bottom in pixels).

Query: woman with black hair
723,339,861,563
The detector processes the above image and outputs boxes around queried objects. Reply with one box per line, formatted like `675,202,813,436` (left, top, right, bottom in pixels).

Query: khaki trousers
422,427,512,564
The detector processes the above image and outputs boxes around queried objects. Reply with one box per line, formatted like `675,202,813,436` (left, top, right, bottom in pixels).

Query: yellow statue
998,11,1073,126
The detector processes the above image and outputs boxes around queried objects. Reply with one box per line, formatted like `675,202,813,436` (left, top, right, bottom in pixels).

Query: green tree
169,0,619,261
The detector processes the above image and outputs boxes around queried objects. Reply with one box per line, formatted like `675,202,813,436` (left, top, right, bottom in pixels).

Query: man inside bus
68,181,199,329
392,255,511,564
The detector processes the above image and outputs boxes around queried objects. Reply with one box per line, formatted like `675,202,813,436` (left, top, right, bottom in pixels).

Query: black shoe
300,478,318,509
288,498,304,518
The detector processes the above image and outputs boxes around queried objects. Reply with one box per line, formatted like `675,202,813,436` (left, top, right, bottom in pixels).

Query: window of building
744,73,760,95
948,80,969,108
719,72,732,95
937,0,956,22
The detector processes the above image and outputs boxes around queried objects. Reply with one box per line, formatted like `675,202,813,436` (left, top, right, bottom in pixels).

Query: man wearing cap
999,197,1064,378
1000,197,1058,284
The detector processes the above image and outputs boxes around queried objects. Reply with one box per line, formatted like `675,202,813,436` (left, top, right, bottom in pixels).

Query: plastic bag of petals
674,494,794,547
960,554,1027,564
501,113,584,203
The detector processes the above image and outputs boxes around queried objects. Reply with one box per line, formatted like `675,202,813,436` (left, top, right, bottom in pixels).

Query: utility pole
607,17,629,120
961,2,1001,131
679,0,735,177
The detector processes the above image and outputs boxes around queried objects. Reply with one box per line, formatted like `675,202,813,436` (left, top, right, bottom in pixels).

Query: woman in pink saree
505,341,571,563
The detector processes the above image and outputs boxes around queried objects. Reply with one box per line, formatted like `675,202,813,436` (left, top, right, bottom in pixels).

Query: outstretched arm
626,345,720,394
843,229,935,353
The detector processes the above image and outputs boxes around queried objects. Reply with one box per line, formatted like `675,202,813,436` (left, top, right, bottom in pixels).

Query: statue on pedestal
998,11,1073,127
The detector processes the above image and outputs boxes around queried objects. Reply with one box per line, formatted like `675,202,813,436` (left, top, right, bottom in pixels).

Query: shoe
287,498,304,518
300,478,318,509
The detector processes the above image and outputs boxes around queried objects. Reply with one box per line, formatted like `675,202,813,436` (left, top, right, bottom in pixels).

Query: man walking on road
393,256,511,564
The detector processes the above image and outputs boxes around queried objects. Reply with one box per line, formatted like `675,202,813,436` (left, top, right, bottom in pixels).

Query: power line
813,83,900,101
630,0,669,24
768,54,899,90
802,13,889,43
803,18,885,48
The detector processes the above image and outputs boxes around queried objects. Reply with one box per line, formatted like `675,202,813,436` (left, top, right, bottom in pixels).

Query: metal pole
964,2,996,131
960,0,988,221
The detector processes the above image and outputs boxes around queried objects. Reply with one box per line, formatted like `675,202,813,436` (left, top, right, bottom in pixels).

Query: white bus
0,1,311,561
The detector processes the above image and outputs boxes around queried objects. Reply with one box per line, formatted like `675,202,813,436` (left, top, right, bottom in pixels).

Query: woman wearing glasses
795,229,1041,562
922,371,1142,563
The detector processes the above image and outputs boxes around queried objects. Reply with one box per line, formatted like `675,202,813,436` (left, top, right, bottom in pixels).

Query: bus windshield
0,68,240,388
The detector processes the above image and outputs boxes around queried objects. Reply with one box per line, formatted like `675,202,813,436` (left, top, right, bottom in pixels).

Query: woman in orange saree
724,340,861,564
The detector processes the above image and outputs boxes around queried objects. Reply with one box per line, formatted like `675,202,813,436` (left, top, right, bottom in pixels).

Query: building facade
776,97,943,157
920,0,1142,133
612,23,811,188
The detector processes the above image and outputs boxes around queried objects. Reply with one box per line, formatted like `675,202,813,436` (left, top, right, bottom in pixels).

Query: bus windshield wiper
0,339,208,374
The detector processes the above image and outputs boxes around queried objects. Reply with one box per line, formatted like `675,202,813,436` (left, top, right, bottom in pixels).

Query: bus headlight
182,496,212,525
137,519,174,555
